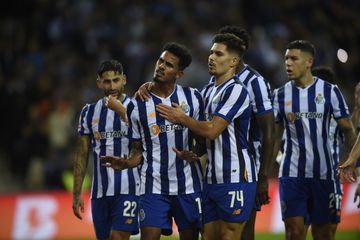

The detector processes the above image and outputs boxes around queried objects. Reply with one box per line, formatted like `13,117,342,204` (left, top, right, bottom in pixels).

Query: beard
153,76,160,83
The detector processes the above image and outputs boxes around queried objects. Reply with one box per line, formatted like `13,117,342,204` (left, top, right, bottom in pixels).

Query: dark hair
162,42,192,70
311,66,336,84
219,25,250,50
212,33,245,57
97,59,124,78
286,40,315,57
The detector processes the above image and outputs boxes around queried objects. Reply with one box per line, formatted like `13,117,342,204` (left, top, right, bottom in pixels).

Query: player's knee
109,230,130,240
285,225,305,240
312,226,336,240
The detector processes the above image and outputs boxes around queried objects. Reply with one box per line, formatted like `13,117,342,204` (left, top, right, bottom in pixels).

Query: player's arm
101,140,143,170
157,102,228,140
72,135,91,220
337,118,357,159
173,135,207,163
351,82,360,134
337,118,357,182
270,121,284,175
354,166,360,208
255,111,275,205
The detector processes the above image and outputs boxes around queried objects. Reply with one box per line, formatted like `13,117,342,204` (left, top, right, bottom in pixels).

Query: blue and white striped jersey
273,78,350,180
127,85,204,195
78,94,140,199
236,65,273,172
328,117,344,169
201,76,256,184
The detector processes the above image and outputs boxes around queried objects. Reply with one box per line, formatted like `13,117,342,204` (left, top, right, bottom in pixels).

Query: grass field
143,231,360,240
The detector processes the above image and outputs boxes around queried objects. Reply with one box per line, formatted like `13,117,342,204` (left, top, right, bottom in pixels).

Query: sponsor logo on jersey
94,130,127,140
232,209,241,215
150,123,185,136
287,112,324,123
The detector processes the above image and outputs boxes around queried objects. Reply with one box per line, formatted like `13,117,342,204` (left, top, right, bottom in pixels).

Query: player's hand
105,95,122,112
72,195,84,220
256,174,270,206
134,82,153,101
156,103,184,124
337,157,356,183
354,184,360,208
105,96,128,125
100,155,129,170
173,147,200,162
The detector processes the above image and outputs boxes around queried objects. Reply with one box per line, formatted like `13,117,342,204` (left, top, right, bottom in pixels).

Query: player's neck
214,69,236,86
152,81,176,98
293,72,314,88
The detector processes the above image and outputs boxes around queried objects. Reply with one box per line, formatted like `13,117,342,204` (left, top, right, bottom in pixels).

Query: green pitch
156,231,360,240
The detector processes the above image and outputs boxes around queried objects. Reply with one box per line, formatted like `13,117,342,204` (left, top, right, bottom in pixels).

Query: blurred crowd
0,0,359,192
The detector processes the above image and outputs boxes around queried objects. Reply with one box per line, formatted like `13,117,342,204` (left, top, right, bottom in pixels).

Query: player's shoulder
81,98,103,111
177,84,203,97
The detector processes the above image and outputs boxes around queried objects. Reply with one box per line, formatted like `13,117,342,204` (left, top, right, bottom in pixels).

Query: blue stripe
137,99,154,193
293,87,306,177
126,102,135,139
183,88,202,192
222,128,231,183
210,140,216,184
308,85,320,178
122,96,135,195
170,90,186,194
332,126,340,166
152,96,169,194
113,113,122,195
227,86,249,121
194,90,205,121
323,84,332,179
85,104,97,198
251,78,266,113
79,105,89,135
234,117,246,182
99,106,109,196
86,104,98,198
333,86,349,118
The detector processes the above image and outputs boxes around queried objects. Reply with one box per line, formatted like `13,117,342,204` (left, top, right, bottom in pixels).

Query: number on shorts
228,190,244,208
329,193,342,210
123,201,137,217
195,197,202,214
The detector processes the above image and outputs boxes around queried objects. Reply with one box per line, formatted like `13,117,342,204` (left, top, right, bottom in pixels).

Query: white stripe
106,110,115,196
300,88,313,178
94,101,103,198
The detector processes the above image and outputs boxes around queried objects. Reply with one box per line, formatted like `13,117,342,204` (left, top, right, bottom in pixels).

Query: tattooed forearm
73,136,90,197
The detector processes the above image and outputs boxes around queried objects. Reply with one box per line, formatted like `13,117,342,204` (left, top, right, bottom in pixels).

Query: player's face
97,71,126,99
208,43,236,76
285,49,313,81
153,51,182,83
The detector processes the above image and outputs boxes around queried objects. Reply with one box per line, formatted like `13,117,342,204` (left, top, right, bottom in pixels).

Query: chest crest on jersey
314,93,325,104
180,101,190,113
212,95,221,104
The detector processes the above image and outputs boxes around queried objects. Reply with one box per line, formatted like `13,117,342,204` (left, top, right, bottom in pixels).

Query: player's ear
96,78,102,89
122,74,127,85
305,53,313,69
175,70,184,80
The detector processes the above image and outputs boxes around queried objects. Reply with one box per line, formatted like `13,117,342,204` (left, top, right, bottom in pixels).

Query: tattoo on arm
73,136,90,196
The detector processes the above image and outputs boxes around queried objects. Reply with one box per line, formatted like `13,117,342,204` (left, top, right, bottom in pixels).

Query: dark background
0,0,359,192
